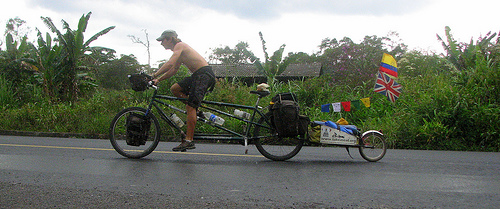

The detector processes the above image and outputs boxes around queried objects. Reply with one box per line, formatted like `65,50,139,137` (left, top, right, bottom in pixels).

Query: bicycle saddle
250,90,271,97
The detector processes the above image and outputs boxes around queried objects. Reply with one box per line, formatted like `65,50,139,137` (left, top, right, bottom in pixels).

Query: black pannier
128,73,152,92
125,113,151,146
270,93,309,137
271,92,297,102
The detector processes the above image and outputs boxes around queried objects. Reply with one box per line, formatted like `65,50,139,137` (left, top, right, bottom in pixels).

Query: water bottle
170,113,184,128
234,109,251,120
203,112,225,125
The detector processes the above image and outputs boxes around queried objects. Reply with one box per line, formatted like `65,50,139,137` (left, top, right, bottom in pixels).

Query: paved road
0,135,499,208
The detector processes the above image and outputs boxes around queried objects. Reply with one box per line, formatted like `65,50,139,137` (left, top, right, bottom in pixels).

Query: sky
1,0,499,67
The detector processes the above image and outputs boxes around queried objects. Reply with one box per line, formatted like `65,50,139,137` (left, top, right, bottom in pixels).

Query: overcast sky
1,0,499,67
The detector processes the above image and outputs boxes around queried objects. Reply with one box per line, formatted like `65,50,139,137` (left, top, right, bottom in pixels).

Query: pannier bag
299,115,310,136
271,93,309,137
125,112,151,146
128,73,152,92
271,92,297,102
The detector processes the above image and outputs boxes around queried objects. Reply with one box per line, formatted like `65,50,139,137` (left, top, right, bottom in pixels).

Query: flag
380,53,398,78
360,97,371,107
332,102,341,112
341,101,351,112
321,104,330,112
374,72,402,103
351,100,361,110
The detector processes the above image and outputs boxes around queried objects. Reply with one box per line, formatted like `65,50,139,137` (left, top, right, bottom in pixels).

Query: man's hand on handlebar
147,72,158,85
151,78,159,86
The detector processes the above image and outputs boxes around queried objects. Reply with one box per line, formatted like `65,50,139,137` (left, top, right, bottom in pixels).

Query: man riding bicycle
152,30,215,152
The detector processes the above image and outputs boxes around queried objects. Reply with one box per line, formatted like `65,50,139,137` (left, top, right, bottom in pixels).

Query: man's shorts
177,66,216,108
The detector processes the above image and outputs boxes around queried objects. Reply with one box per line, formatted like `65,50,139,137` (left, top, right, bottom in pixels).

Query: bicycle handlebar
148,80,158,90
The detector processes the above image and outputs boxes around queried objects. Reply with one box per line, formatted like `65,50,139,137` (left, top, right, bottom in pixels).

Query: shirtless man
152,30,215,152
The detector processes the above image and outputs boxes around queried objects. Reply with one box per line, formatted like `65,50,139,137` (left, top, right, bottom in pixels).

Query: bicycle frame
144,87,273,149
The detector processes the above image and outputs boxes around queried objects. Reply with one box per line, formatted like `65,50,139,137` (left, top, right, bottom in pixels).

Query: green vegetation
0,14,498,151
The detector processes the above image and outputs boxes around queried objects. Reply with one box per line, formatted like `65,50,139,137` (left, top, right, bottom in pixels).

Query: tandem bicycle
109,74,305,161
109,74,387,162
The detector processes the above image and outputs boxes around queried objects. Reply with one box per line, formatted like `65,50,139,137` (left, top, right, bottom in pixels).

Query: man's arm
155,62,181,83
153,44,183,83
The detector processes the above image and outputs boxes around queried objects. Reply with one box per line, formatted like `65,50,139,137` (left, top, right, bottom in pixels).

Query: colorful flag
380,53,398,78
374,72,402,103
351,100,361,110
341,101,351,111
321,104,330,112
360,97,371,107
332,102,341,112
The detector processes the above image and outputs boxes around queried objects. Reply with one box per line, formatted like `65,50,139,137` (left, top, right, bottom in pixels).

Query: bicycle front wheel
254,113,304,161
359,131,387,162
109,107,161,159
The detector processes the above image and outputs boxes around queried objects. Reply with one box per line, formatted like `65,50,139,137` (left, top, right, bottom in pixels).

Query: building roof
277,63,322,77
210,63,322,78
211,64,260,78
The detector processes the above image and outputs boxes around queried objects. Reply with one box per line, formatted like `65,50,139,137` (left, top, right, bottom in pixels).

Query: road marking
0,143,264,158
0,143,114,151
152,150,264,158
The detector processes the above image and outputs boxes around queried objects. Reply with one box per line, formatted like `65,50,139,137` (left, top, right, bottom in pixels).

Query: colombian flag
380,53,398,78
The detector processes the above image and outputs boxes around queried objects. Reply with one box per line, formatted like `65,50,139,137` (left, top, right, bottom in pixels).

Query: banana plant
0,33,37,91
34,30,63,98
244,31,289,87
38,12,115,101
437,26,497,71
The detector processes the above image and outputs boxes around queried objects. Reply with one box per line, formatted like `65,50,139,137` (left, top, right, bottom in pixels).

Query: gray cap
156,30,178,41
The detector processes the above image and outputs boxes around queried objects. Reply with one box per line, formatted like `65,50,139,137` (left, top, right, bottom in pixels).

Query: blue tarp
314,121,358,135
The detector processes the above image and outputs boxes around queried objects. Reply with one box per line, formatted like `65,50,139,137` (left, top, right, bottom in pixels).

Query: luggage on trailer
311,121,360,145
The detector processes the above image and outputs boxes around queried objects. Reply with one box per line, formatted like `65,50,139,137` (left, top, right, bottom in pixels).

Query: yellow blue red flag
380,53,398,78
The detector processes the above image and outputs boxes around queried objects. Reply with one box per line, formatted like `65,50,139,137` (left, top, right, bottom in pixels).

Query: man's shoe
172,141,196,152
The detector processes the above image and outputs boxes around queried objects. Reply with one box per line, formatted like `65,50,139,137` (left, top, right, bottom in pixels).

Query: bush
0,75,16,109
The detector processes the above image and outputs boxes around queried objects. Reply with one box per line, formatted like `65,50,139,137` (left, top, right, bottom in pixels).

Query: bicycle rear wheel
254,113,304,161
359,131,387,162
109,107,161,159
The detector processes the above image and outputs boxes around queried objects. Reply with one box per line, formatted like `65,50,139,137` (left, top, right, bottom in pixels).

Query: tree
317,32,407,88
128,29,151,67
37,12,115,101
283,52,318,64
0,18,38,103
0,33,37,104
209,41,254,64
96,54,143,90
4,17,31,43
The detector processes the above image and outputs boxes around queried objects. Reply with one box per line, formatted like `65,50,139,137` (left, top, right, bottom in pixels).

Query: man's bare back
153,40,208,83
173,42,208,73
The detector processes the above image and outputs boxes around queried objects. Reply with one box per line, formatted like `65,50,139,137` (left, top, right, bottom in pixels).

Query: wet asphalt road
1,135,499,208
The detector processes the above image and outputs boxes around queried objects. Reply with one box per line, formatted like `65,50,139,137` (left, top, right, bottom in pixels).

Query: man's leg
185,105,197,142
170,83,196,151
171,83,187,98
